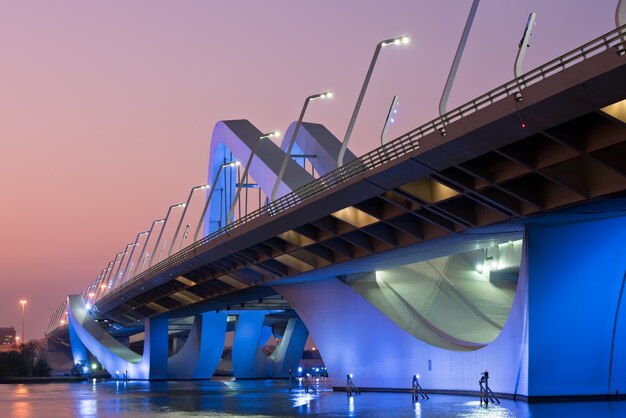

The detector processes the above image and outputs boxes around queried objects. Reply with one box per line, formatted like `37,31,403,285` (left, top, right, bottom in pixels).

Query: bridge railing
49,24,626,331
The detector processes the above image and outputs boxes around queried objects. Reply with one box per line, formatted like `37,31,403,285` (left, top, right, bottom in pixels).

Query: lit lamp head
261,131,281,140
381,35,410,47
311,90,333,101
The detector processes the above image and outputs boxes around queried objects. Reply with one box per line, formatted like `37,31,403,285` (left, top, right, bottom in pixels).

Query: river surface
1,378,625,417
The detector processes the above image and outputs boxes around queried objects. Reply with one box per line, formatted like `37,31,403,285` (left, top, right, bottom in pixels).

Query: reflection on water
14,384,29,397
0,379,625,417
12,385,31,417
79,399,97,417
414,400,421,417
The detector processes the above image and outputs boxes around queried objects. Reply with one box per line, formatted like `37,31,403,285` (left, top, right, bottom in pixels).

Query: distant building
0,327,17,351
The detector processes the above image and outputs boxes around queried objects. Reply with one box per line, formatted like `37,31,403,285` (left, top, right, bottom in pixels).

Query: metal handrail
48,24,626,334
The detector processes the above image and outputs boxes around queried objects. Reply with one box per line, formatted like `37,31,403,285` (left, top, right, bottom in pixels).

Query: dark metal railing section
46,24,626,335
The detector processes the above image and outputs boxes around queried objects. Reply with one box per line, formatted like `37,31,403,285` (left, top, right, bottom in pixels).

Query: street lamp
111,243,138,289
105,251,126,288
96,261,113,298
168,184,210,257
193,161,240,241
337,35,409,167
271,92,333,202
19,300,27,343
136,219,165,274
120,230,149,283
228,131,280,224
148,203,186,268
439,0,479,117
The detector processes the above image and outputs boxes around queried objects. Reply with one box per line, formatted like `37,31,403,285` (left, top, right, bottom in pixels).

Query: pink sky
0,1,615,340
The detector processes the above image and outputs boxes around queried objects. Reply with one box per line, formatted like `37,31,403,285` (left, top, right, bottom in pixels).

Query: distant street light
168,184,210,257
272,92,333,202
193,161,240,241
148,203,186,268
228,131,280,224
19,300,27,343
338,35,409,166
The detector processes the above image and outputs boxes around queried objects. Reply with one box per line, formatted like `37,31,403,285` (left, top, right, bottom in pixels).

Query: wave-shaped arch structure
68,294,227,379
204,119,356,234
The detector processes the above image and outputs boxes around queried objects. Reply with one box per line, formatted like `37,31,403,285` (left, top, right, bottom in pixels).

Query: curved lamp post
96,261,115,299
271,92,332,202
137,219,165,273
106,251,126,288
120,230,149,283
227,131,280,225
337,35,409,166
148,203,185,268
439,0,479,118
111,242,138,289
193,161,239,242
168,184,210,257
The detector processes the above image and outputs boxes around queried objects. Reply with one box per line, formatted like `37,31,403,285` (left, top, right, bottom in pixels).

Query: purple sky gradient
0,1,615,340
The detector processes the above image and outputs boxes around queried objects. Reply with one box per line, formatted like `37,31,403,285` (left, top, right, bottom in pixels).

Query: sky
0,1,616,341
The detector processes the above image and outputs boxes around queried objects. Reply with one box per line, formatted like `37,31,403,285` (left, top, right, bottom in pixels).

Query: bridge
46,25,626,400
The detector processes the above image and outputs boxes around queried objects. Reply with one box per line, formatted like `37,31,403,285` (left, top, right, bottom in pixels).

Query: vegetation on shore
0,341,52,378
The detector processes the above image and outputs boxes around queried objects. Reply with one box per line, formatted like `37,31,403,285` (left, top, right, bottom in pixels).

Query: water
1,378,626,417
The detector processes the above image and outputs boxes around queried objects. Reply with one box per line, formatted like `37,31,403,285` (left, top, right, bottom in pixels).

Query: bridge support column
276,214,626,399
270,316,308,377
168,311,227,379
68,316,88,367
145,317,168,380
232,310,273,378
525,216,626,398
275,252,530,396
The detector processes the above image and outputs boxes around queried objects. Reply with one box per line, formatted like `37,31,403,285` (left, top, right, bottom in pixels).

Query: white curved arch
68,295,150,379
205,120,314,234
280,122,358,176
68,295,228,379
